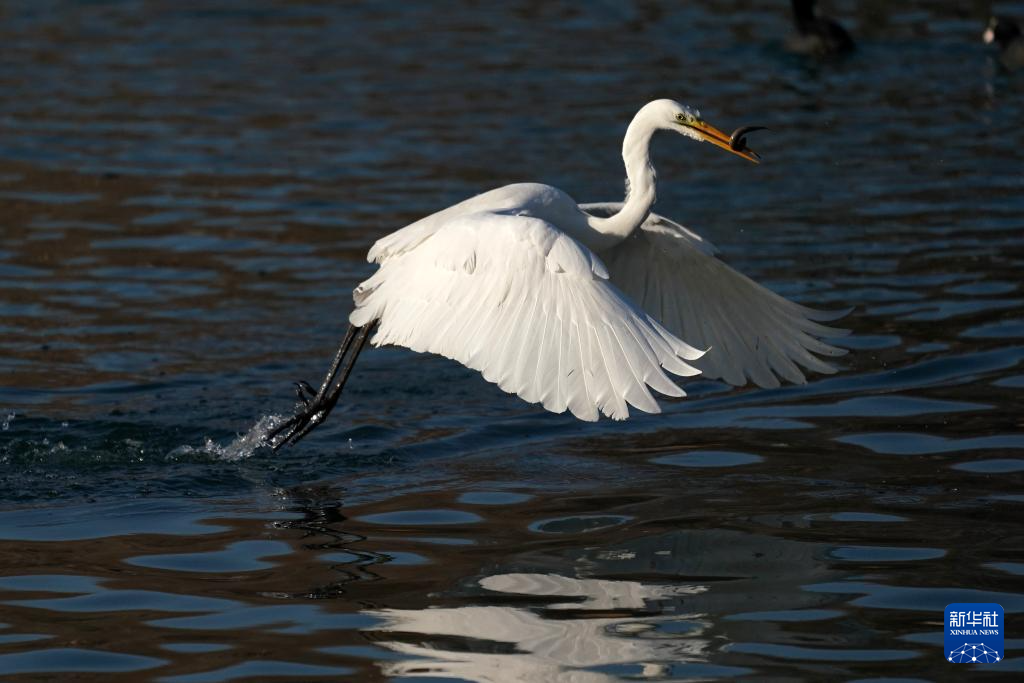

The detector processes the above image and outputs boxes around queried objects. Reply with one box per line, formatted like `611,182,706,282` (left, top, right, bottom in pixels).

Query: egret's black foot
267,323,374,451
293,380,317,407
266,381,321,448
267,401,329,451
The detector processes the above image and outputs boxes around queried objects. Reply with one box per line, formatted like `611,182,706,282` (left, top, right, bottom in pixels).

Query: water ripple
1,1,1022,679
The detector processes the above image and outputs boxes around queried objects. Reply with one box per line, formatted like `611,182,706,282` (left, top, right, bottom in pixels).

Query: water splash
172,414,286,462
2,412,15,431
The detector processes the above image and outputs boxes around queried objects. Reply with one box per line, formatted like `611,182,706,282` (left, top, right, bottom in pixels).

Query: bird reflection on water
360,528,835,681
367,574,709,682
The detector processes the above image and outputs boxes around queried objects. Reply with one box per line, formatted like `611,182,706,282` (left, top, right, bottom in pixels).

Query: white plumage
585,204,847,389
352,207,703,421
344,100,846,422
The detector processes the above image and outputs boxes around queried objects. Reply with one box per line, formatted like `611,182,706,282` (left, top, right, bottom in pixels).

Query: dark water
2,0,1023,680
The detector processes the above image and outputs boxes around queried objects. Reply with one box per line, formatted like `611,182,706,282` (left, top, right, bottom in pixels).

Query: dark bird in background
787,0,855,57
984,16,1024,71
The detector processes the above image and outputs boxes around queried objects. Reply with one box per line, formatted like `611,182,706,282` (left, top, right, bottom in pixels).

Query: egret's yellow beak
683,119,761,164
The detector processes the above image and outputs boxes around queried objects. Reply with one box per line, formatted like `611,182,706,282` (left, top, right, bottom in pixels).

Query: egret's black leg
282,324,374,447
268,323,374,450
269,324,357,447
309,325,358,405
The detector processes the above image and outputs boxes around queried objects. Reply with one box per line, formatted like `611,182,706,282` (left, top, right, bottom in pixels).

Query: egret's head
645,99,761,164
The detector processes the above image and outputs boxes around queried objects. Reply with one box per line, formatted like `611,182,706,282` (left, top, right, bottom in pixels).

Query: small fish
730,126,768,154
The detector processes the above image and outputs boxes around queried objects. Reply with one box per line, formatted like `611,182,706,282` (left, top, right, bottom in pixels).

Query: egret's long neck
586,114,658,242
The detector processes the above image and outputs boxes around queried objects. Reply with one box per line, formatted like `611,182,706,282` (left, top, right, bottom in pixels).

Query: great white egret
269,99,847,449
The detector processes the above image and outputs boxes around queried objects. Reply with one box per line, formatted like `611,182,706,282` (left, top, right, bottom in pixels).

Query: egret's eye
676,113,687,122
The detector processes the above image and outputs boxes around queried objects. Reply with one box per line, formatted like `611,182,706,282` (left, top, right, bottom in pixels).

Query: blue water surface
1,1,1023,681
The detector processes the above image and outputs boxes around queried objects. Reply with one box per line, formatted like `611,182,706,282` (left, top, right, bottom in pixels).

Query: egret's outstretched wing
581,203,848,389
350,211,704,420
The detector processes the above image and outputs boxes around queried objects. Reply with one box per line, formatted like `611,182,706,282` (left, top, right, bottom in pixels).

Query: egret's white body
344,99,846,422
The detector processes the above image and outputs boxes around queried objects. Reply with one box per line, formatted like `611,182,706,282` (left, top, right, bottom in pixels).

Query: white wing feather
581,203,848,389
350,211,703,421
